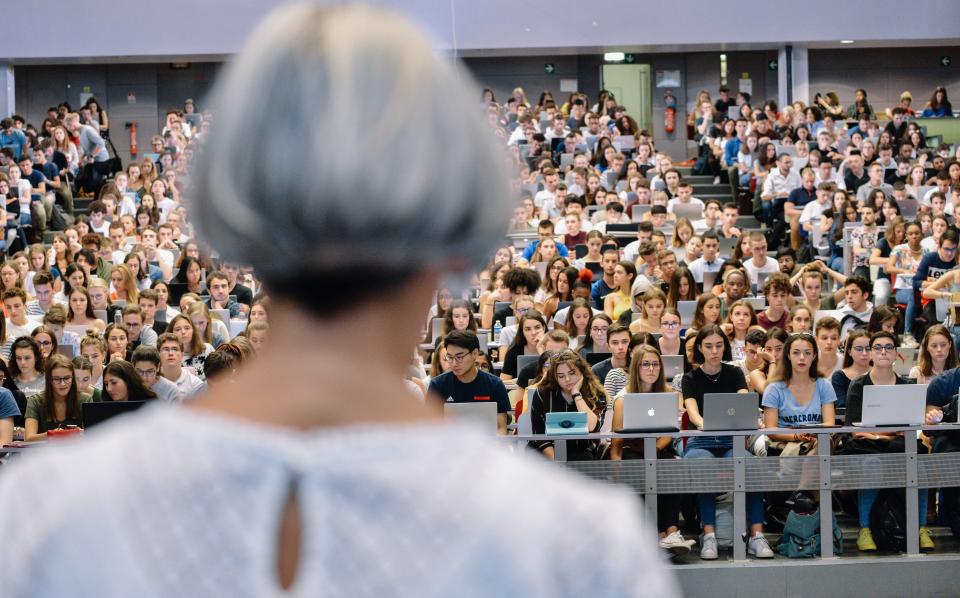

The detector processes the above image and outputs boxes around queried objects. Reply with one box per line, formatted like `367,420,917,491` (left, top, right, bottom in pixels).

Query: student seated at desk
611,344,695,556
910,325,958,384
682,325,772,560
500,311,545,382
24,354,92,440
762,332,837,444
101,360,158,402
11,337,46,397
528,349,606,460
844,330,933,552
427,330,510,434
746,328,788,395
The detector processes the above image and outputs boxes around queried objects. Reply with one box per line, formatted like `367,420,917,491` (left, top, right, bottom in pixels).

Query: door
601,64,652,132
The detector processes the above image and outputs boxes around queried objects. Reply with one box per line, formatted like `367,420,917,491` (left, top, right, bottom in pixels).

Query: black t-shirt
427,370,510,413
592,358,614,386
517,361,539,389
845,371,912,426
492,305,512,328
681,363,748,416
229,282,254,307
844,170,870,193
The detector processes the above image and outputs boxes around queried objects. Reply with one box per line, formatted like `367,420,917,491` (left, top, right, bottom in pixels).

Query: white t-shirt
6,316,41,341
170,368,207,400
666,196,705,215
743,257,780,286
0,405,677,597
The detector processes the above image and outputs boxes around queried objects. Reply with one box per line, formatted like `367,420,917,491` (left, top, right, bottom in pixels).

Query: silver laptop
677,300,696,327
702,270,718,290
443,402,499,432
662,354,684,380
516,354,538,374
717,236,737,257
702,392,760,431
853,384,926,426
631,204,651,222
618,393,679,432
673,202,703,221
430,317,444,339
210,308,231,326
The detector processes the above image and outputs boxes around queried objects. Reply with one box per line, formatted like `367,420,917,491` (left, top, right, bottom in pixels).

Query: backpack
48,203,70,231
778,508,844,558
839,313,869,334
870,489,907,552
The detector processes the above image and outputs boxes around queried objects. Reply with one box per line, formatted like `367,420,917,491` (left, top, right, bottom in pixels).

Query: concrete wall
0,0,957,60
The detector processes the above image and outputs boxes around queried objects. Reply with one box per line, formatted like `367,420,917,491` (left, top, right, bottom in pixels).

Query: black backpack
870,489,907,552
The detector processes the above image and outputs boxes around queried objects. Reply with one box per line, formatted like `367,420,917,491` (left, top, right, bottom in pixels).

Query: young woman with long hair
102,360,159,402
681,324,772,559
10,336,45,396
666,268,698,308
723,299,759,361
910,324,959,384
830,329,871,408
611,344,695,555
687,293,722,336
172,256,205,295
66,287,106,336
577,312,612,356
657,308,683,356
604,261,636,320
762,332,837,440
529,349,607,461
500,310,546,382
542,266,577,322
23,354,91,440
441,299,478,336
535,255,569,306
110,264,140,304
630,288,666,335
746,327,788,395
187,301,229,348
167,314,213,381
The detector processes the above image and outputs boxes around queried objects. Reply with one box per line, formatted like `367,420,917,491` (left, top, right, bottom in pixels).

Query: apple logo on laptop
727,408,736,416
648,408,656,417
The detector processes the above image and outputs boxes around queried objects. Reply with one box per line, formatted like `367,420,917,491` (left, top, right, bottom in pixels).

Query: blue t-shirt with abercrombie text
761,379,836,428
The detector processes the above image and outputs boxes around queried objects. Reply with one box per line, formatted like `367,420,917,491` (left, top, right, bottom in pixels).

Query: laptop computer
57,344,76,359
516,354,538,374
82,401,149,429
745,296,766,310
677,300,696,327
443,402,499,432
606,223,638,235
430,318,444,340
546,411,588,435
853,384,927,426
672,202,703,221
701,393,760,431
631,204,651,222
618,392,680,432
717,236,737,257
662,354,684,380
702,270,719,290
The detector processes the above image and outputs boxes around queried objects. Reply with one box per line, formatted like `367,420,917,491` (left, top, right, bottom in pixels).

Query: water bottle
493,322,502,344
114,310,122,325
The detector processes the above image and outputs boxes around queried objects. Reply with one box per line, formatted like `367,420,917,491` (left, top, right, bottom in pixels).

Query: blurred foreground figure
0,5,676,596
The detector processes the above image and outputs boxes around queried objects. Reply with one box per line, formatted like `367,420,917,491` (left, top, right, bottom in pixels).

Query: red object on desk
46,427,83,441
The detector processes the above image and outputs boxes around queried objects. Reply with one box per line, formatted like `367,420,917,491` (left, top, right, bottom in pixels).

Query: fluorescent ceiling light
604,52,625,62
840,40,855,44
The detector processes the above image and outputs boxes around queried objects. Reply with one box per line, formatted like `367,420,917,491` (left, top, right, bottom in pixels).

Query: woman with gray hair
0,5,674,597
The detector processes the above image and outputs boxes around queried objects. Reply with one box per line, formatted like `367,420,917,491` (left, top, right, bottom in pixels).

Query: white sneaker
901,334,919,349
747,533,774,558
700,533,718,560
659,531,695,556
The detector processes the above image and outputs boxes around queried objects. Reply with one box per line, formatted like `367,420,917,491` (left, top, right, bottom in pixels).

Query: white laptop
852,384,926,426
677,300,696,327
618,393,679,432
443,402,499,432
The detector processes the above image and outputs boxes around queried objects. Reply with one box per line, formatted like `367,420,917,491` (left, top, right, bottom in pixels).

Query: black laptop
82,401,149,428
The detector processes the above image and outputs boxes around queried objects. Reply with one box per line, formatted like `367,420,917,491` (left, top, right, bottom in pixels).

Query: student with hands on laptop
427,330,511,435
681,324,772,560
844,330,934,552
611,344,696,556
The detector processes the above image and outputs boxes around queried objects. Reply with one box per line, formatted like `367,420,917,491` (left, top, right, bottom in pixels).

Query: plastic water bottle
493,322,502,344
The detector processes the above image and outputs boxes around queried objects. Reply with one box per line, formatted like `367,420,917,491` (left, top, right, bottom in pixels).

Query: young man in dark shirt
591,323,631,385
427,330,510,434
220,261,254,307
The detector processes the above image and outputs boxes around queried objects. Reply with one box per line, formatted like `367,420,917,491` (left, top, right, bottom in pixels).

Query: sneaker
901,334,919,349
857,527,877,552
747,533,774,558
700,533,718,560
659,531,695,556
919,527,936,551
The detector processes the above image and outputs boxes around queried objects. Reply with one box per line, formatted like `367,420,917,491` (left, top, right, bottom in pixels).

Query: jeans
684,445,765,527
858,488,928,527
895,288,916,334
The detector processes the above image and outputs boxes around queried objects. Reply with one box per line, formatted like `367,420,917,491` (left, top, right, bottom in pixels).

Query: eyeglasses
444,351,473,364
639,361,660,370
591,326,609,333
51,376,73,385
135,368,158,378
661,321,680,329
941,246,958,253
159,346,180,353
871,344,897,354
35,340,53,347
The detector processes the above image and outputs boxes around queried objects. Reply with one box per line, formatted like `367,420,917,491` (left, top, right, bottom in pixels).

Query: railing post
554,439,568,463
733,434,747,561
643,436,658,531
818,431,835,558
905,436,920,556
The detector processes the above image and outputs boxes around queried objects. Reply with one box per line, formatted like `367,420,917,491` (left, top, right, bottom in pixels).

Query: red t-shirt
757,309,788,331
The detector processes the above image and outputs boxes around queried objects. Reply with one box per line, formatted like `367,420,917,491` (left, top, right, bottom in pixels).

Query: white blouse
0,405,676,597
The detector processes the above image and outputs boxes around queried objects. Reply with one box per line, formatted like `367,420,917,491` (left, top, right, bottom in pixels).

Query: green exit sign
544,63,556,74
941,55,952,67
624,53,635,64
767,59,778,71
